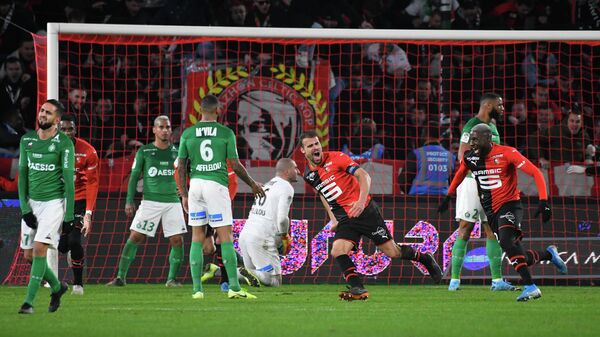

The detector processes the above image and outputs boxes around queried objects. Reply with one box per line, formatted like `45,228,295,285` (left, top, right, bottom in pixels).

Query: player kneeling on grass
107,116,186,287
300,131,443,301
238,158,299,287
198,167,261,290
438,124,568,302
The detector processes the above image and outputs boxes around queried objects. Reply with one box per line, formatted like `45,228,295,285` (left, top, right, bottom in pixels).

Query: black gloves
62,220,74,235
535,200,552,223
22,212,38,229
437,196,451,214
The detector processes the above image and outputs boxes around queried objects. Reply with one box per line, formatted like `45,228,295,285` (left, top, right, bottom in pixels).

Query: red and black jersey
448,144,548,214
74,137,99,212
303,151,370,222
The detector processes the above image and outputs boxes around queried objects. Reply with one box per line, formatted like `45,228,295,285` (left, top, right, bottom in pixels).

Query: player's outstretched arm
228,158,265,199
512,150,551,223
438,160,469,213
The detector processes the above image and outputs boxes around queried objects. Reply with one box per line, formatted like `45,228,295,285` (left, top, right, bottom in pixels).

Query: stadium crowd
0,0,599,196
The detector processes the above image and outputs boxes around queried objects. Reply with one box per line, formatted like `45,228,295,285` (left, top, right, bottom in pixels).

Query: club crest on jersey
500,212,516,224
27,142,33,148
494,158,499,164
306,171,316,182
48,144,56,152
371,226,389,239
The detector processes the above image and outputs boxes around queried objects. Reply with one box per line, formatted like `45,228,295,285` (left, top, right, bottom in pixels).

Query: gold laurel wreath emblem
189,64,329,147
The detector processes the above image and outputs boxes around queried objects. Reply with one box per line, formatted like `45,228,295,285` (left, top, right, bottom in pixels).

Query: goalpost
3,24,600,285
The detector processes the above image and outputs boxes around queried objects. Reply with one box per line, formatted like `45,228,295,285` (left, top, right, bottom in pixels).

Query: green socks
190,241,204,293
25,256,60,305
221,242,241,292
451,238,468,279
451,237,504,280
487,239,503,280
168,245,184,281
117,239,138,281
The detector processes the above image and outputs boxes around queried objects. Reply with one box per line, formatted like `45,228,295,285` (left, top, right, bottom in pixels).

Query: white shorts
20,199,65,249
188,179,232,228
455,176,488,223
238,228,281,275
130,200,187,238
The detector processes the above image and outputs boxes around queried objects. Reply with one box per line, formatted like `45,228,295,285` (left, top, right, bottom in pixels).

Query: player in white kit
238,158,299,287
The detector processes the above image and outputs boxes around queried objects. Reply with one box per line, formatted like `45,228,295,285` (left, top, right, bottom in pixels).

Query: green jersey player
448,92,517,292
107,116,187,287
18,99,74,314
177,94,265,300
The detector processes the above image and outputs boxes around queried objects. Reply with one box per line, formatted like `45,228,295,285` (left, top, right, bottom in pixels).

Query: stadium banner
1,197,598,285
183,60,331,159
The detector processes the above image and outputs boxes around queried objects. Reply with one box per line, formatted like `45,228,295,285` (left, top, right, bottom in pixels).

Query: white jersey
243,176,294,236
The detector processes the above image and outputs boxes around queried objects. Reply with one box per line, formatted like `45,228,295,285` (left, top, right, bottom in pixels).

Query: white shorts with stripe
238,227,281,275
455,176,488,223
130,200,187,238
20,199,64,249
188,178,232,228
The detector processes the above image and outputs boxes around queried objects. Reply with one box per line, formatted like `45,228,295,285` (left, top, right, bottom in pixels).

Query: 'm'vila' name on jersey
178,121,238,188
303,151,370,222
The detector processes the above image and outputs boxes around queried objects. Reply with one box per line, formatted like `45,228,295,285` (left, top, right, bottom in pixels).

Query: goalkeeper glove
437,196,451,214
277,234,291,255
22,212,38,229
62,220,74,235
535,200,552,223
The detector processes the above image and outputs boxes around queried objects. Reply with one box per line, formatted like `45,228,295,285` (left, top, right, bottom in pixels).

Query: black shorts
488,200,523,239
334,200,392,247
73,199,86,230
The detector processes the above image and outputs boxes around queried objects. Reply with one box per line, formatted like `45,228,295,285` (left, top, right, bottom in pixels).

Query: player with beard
448,93,518,292
300,131,442,301
439,124,568,301
17,99,74,314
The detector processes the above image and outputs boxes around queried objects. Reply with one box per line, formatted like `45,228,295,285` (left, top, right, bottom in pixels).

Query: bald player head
276,158,299,183
469,123,493,157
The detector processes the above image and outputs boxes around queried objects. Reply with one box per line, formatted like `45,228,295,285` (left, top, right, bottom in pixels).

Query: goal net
3,26,600,285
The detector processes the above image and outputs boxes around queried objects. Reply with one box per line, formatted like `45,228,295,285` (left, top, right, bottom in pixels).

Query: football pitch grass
2,284,599,337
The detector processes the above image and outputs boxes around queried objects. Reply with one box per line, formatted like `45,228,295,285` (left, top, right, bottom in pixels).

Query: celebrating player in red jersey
439,124,568,302
300,131,442,301
58,115,99,295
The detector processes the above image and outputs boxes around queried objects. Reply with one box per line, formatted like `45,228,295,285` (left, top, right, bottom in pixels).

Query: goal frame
46,23,600,100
